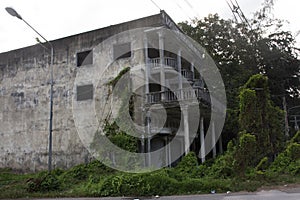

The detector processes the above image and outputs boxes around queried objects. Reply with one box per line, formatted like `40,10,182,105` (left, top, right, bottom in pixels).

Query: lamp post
6,7,54,172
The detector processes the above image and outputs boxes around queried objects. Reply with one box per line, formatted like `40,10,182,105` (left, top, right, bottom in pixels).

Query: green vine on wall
106,67,131,88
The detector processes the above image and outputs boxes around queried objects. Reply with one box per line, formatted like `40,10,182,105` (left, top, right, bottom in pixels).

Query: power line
226,0,252,29
183,0,201,19
149,0,161,11
174,0,193,21
150,0,196,23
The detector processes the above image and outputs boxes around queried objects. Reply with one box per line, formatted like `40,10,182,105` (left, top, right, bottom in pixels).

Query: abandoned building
0,11,224,171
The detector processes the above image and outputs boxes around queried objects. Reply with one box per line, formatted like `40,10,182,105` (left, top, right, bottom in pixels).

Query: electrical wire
149,0,161,11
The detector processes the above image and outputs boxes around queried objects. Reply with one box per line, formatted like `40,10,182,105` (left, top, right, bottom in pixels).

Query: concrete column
142,35,148,163
212,120,217,158
218,135,223,154
190,62,194,80
140,136,145,153
165,137,169,167
168,137,172,167
146,111,151,167
143,35,149,94
182,105,190,154
112,153,116,167
177,49,183,99
200,117,205,163
295,116,299,131
158,31,165,100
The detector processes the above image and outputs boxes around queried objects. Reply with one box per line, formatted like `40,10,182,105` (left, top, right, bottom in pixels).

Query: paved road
28,187,300,200
22,189,300,200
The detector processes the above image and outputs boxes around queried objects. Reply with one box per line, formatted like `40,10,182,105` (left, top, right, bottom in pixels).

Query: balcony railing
149,57,178,70
149,57,196,81
150,121,180,135
146,88,210,104
181,69,193,81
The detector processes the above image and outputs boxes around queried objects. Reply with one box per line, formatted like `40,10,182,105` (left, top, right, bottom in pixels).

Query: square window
77,50,93,67
76,84,93,101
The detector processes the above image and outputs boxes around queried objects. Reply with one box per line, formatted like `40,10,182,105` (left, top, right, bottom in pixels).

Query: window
113,42,131,60
76,84,93,101
76,50,93,67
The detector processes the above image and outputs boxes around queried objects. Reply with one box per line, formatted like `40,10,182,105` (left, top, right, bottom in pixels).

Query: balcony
149,57,178,70
181,69,193,81
149,120,180,135
149,57,195,81
146,88,210,105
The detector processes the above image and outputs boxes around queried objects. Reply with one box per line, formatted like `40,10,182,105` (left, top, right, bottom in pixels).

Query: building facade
0,11,224,171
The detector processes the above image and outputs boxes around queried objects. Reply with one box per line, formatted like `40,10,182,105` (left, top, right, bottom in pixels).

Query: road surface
20,188,300,200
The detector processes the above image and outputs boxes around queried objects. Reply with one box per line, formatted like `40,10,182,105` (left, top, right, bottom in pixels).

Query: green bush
96,171,178,197
208,154,235,178
268,142,300,175
234,133,257,173
86,160,115,174
286,143,300,160
65,164,89,180
174,152,199,178
269,151,291,173
290,131,300,144
27,172,61,192
287,159,300,175
256,157,269,172
144,171,179,195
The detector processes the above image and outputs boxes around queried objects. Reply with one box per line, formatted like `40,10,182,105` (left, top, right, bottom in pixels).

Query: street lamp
6,7,54,172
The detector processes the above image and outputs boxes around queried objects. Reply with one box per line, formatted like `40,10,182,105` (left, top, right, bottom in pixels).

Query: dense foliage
239,74,285,162
179,0,300,144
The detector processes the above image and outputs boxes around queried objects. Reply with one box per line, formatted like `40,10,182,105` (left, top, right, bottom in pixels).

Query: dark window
113,42,131,60
76,84,93,101
77,50,93,67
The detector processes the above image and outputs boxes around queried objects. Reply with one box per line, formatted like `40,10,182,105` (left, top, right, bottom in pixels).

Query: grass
0,168,35,198
0,160,299,199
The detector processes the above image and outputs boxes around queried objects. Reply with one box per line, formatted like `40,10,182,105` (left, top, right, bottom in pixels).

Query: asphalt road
25,189,300,200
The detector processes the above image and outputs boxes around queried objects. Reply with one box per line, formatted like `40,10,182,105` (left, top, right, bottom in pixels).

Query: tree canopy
178,0,300,144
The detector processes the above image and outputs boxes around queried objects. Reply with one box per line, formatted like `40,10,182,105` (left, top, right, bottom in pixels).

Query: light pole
6,7,54,172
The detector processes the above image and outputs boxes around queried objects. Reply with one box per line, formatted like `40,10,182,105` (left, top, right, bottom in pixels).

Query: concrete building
0,11,223,171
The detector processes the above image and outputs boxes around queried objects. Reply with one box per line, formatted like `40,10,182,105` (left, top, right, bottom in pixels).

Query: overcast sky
0,0,299,53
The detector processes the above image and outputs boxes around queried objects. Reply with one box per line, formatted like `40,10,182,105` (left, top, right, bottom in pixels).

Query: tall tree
179,0,300,143
239,74,285,161
251,0,300,106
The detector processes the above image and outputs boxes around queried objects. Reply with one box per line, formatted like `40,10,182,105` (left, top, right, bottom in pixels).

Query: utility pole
283,96,289,137
6,7,54,171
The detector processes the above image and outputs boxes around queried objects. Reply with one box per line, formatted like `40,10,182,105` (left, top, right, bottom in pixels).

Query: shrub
290,131,300,144
174,152,199,178
97,171,178,197
27,172,61,192
256,157,269,172
286,143,300,160
287,159,300,175
144,171,179,195
269,151,291,173
63,164,89,180
268,142,300,175
234,133,257,173
86,160,115,174
208,153,235,178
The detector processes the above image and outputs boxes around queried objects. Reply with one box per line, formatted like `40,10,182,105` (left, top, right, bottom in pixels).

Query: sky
0,0,299,53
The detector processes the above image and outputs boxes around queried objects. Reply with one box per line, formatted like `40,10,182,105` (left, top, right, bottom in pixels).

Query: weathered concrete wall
0,12,170,171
